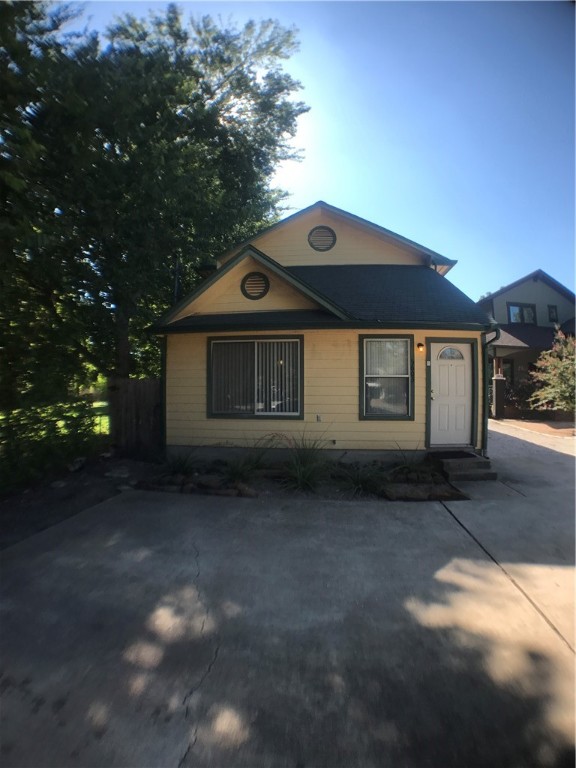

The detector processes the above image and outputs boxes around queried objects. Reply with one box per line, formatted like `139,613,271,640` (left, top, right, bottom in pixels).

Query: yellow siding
172,256,318,322
218,209,424,268
166,329,484,452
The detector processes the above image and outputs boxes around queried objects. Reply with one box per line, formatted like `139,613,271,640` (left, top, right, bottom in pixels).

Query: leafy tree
1,2,307,411
529,328,575,413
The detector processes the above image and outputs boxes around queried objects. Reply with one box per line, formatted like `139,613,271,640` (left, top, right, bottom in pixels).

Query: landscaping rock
68,457,86,473
204,488,239,497
235,482,259,498
195,475,224,491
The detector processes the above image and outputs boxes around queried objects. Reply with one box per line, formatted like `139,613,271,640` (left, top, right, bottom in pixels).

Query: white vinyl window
362,337,412,419
210,338,301,417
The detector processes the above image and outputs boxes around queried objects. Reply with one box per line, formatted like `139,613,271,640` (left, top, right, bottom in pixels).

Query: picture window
209,338,301,417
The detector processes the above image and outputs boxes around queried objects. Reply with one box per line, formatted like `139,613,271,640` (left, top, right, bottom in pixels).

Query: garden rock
235,482,259,498
195,475,224,491
67,457,86,473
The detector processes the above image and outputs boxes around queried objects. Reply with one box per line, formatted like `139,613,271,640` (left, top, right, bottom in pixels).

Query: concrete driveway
1,424,574,768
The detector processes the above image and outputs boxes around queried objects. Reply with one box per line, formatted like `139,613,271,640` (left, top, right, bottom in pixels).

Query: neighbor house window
507,303,536,324
209,338,302,417
548,305,558,322
360,336,413,420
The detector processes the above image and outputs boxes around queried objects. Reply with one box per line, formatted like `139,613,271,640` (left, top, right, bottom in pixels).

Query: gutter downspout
481,327,500,456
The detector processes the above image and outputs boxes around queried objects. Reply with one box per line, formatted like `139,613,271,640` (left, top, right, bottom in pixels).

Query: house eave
152,320,494,335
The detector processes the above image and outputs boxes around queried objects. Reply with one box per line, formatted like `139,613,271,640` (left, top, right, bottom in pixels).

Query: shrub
0,399,97,491
530,329,576,413
333,462,384,497
274,432,329,492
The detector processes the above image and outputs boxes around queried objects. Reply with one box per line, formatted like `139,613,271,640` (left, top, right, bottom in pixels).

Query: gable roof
157,244,352,327
478,269,575,306
154,264,494,332
219,201,457,273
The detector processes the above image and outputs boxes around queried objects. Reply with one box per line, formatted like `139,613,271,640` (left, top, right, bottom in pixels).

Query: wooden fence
107,378,162,456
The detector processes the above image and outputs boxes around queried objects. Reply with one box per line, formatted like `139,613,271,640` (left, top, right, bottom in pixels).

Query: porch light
417,343,424,352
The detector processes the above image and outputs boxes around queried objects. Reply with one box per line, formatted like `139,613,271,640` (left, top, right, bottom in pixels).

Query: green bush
333,462,384,497
275,432,330,492
530,329,576,413
0,399,97,491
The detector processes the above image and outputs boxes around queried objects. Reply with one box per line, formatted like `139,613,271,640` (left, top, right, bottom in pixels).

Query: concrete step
434,454,497,482
447,470,499,482
441,457,492,472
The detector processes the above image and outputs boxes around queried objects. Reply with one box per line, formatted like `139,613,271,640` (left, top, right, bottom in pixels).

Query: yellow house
154,202,497,453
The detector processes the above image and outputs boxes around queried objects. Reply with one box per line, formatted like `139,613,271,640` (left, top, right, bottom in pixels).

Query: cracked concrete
0,423,574,767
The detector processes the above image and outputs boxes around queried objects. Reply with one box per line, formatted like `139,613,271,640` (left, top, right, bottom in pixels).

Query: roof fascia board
153,320,495,334
158,244,352,326
317,202,457,268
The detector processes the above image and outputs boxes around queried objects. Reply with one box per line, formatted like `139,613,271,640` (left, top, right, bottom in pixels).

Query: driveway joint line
498,480,526,497
177,539,222,766
440,501,575,655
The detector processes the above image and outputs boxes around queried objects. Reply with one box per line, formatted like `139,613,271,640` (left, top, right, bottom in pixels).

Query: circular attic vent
308,226,337,252
241,272,270,300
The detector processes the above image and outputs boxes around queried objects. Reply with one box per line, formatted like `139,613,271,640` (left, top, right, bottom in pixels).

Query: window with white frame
361,337,412,419
209,338,301,417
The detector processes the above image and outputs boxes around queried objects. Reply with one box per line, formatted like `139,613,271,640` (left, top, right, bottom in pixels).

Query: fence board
108,378,162,456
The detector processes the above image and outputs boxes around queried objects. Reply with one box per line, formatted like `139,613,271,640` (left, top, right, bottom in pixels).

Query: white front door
430,342,473,446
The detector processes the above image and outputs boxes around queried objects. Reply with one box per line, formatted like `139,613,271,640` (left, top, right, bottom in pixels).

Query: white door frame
426,338,478,448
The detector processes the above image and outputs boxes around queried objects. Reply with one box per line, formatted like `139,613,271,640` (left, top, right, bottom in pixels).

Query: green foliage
529,328,576,413
222,436,274,484
0,399,98,491
163,452,197,476
333,462,384,497
1,2,308,413
274,432,330,492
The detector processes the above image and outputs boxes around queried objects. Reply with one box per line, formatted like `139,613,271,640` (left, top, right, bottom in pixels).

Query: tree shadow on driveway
0,490,574,767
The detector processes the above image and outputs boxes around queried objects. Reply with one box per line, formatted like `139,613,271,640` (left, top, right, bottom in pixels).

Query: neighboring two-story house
477,270,575,385
154,202,496,454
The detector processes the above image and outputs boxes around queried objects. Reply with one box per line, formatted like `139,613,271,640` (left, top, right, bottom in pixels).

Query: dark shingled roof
287,265,492,327
155,265,494,332
494,324,555,349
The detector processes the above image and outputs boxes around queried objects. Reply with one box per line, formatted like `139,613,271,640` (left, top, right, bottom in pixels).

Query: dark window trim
506,301,537,325
207,335,304,420
359,335,415,421
548,304,558,322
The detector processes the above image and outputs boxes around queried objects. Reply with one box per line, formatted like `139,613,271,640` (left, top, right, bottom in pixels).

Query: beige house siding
218,209,424,269
172,256,319,323
491,282,574,327
166,328,484,451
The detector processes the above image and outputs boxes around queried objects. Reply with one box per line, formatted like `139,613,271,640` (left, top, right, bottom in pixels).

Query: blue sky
76,1,574,301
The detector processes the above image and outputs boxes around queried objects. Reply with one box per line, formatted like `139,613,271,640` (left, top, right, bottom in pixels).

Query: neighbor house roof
478,269,575,306
154,264,494,333
493,324,556,350
219,201,457,273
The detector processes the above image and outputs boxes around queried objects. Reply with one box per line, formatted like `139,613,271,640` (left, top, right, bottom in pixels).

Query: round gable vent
241,272,270,300
308,225,336,252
